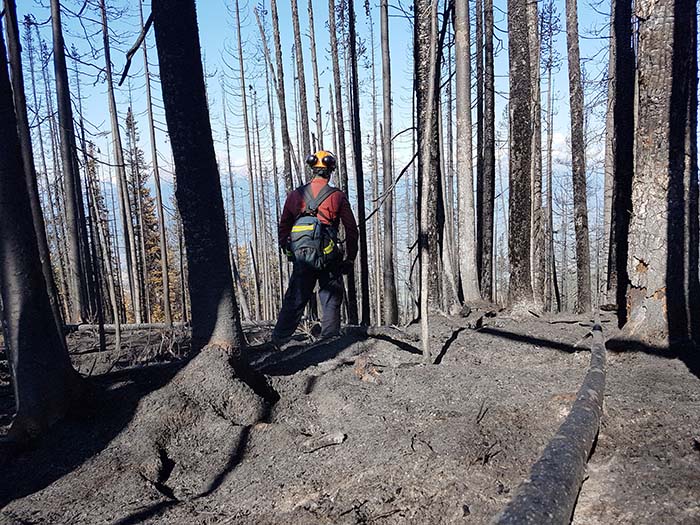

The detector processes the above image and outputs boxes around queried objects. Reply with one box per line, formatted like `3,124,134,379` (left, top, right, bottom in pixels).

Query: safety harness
288,183,340,269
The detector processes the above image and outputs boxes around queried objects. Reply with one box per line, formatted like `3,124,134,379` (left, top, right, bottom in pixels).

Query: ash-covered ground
1,312,697,524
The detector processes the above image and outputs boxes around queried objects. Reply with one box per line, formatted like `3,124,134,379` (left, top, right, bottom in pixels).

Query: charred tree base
111,344,278,500
505,300,543,319
5,371,84,445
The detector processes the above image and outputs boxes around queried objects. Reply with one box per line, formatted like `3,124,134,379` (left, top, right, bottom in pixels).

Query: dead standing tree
234,0,262,320
455,0,481,302
605,0,634,322
380,0,399,325
139,0,172,326
3,0,65,338
290,0,312,164
415,0,441,358
270,0,296,192
540,0,563,312
114,0,280,489
621,0,699,346
348,0,371,325
481,0,496,301
529,0,545,308
62,0,281,491
50,0,94,323
565,0,592,313
99,0,143,323
23,15,69,316
328,0,359,324
507,0,533,310
0,20,81,443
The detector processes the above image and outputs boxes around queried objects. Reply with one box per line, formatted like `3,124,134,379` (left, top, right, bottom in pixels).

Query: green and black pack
289,184,340,270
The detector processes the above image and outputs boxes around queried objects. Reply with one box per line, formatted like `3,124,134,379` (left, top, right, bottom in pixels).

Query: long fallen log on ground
495,321,607,525
67,323,187,333
68,320,276,334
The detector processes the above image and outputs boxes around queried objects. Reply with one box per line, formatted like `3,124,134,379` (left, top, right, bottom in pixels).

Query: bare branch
117,11,153,87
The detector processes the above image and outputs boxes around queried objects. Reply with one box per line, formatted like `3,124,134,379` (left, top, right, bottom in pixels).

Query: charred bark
328,0,358,324
0,23,80,441
507,0,533,308
455,0,481,302
4,0,65,341
482,0,496,301
606,0,634,323
50,0,94,322
153,0,248,352
529,0,545,309
565,0,592,313
348,0,371,325
623,0,699,346
380,0,399,325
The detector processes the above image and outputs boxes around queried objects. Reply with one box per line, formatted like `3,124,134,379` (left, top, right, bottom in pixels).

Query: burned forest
0,0,698,523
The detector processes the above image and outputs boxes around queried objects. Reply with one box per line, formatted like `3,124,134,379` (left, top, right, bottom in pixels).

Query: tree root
112,344,278,499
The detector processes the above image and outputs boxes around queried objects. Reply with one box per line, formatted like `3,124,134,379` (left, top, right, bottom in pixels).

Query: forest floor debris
1,313,698,524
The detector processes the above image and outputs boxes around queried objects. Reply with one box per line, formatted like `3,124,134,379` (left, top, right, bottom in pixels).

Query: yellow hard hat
305,150,337,170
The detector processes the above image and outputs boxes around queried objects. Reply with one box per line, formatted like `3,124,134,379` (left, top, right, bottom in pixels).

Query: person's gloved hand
340,259,354,274
283,244,294,262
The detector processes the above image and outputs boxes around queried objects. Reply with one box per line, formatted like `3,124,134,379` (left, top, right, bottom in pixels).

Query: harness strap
299,183,338,223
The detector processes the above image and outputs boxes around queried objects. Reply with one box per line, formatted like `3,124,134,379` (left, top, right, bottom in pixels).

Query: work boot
270,333,292,351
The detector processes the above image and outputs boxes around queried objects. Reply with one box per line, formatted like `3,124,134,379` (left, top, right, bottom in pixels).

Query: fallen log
67,322,187,333
495,322,607,524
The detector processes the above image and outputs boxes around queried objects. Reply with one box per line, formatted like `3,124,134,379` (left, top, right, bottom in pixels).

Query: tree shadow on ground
259,335,365,376
370,334,421,355
434,327,468,364
0,362,183,509
260,331,423,378
477,327,581,354
111,500,179,525
606,339,700,381
479,326,699,380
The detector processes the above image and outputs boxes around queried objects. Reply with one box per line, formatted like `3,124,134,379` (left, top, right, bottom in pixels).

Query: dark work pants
272,264,344,340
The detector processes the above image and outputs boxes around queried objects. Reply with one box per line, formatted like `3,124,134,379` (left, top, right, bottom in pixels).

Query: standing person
271,151,358,347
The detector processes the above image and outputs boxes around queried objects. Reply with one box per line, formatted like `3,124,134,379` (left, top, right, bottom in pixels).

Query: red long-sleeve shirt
278,177,359,261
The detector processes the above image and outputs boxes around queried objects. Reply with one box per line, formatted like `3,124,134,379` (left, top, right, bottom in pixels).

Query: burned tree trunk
99,0,142,323
348,0,371,325
139,0,172,326
507,0,533,308
529,0,545,309
290,0,312,163
565,0,592,313
482,0,496,301
455,0,481,302
4,0,65,338
380,0,399,325
623,0,699,346
50,0,94,322
606,0,635,323
415,0,442,310
475,0,484,280
328,0,358,324
153,0,268,358
415,0,441,358
0,22,80,442
270,0,294,192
